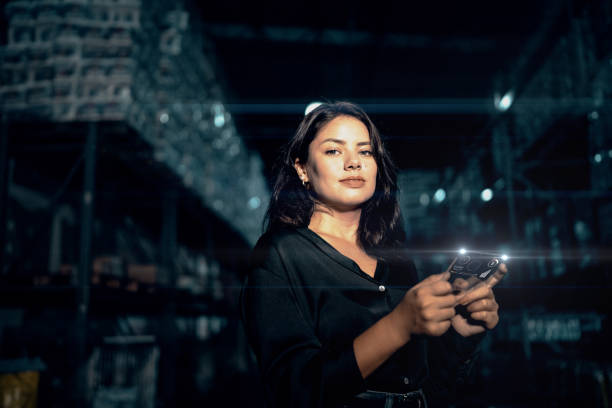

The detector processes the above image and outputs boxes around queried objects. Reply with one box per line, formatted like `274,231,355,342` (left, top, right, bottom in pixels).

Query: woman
241,102,505,407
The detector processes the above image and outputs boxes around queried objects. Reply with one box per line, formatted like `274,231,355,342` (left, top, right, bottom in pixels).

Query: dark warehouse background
0,0,611,407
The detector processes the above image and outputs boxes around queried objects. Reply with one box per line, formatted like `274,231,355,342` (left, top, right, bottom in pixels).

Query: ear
294,158,309,183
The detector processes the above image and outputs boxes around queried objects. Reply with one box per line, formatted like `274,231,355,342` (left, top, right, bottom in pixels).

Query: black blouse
241,226,484,408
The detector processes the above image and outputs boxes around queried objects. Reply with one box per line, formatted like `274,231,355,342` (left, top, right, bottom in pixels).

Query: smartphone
448,250,507,323
447,251,508,294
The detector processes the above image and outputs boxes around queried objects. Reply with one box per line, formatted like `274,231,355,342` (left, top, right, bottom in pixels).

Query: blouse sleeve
240,243,367,408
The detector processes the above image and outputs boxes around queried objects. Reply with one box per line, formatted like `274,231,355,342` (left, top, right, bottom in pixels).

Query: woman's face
295,115,378,211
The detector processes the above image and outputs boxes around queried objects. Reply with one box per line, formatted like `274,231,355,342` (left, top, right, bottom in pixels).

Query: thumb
414,271,450,289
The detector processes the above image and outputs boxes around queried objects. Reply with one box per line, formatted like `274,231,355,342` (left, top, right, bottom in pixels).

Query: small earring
301,179,306,187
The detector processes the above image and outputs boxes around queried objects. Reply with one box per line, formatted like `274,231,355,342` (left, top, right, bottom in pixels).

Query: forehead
312,115,371,144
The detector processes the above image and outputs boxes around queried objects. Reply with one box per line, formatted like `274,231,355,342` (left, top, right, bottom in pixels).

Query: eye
325,149,341,155
359,150,373,156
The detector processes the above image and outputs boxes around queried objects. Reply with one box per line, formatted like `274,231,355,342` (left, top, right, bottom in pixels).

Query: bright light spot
214,115,225,128
419,193,430,206
495,91,514,112
574,220,587,237
159,112,169,123
248,196,261,209
459,248,467,255
305,102,323,116
213,103,225,128
608,149,612,159
481,188,493,202
589,111,599,120
501,254,509,261
499,94,513,110
433,188,446,203
594,153,602,163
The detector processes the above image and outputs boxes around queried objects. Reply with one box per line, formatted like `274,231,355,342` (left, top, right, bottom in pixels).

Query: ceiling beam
204,23,496,52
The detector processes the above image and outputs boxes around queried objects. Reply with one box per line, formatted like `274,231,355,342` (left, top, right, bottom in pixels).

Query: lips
339,177,366,187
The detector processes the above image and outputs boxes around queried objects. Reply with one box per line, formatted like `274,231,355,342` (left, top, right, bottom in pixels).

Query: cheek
369,166,378,192
309,160,339,182
368,163,378,181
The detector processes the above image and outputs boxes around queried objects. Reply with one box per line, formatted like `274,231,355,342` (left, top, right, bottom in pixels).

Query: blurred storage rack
394,2,612,406
88,336,158,408
0,0,267,406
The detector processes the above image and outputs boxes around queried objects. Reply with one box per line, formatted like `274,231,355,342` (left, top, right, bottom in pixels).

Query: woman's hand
390,271,457,342
356,271,456,378
451,263,507,337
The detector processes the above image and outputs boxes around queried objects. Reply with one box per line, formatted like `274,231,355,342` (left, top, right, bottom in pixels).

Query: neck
308,205,362,243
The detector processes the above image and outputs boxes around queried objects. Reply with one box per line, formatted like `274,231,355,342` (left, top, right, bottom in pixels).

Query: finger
427,279,454,296
487,313,500,329
432,294,458,308
464,325,486,335
435,306,456,321
451,275,482,296
469,311,489,322
457,285,494,305
423,271,451,284
424,307,455,322
427,320,452,337
467,276,480,286
466,298,498,313
413,271,450,291
452,278,470,291
485,263,508,288
471,311,499,329
455,283,484,304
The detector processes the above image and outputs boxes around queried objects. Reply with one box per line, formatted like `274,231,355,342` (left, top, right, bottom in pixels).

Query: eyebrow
319,138,371,146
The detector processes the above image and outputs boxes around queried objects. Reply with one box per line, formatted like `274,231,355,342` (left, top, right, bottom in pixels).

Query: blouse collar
295,227,385,283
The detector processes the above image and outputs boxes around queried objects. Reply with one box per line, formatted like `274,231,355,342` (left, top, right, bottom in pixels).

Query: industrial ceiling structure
192,0,572,172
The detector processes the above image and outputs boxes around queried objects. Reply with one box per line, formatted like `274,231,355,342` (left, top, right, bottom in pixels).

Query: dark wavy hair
264,102,405,252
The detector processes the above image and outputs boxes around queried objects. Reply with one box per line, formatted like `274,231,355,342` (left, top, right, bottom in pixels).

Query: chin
315,189,375,212
329,197,373,212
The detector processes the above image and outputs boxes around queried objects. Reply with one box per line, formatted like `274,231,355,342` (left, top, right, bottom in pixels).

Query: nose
344,152,361,170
